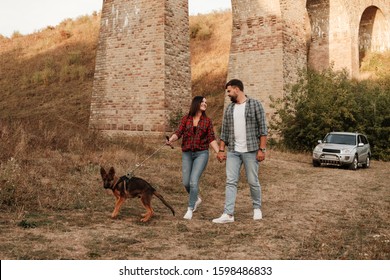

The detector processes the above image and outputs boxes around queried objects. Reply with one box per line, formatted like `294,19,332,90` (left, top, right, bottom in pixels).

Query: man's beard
230,96,237,103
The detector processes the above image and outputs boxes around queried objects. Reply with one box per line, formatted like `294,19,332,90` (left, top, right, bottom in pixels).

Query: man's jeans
224,151,261,215
182,150,209,209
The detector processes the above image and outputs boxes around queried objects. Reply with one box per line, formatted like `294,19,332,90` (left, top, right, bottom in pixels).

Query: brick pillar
89,0,191,135
226,0,285,121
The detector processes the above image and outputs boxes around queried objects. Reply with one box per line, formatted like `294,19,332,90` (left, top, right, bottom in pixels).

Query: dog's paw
140,216,151,222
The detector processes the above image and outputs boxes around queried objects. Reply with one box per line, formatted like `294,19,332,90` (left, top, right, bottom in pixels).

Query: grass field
0,136,388,260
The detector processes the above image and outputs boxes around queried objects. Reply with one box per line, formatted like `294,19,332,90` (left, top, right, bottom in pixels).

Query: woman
167,96,219,220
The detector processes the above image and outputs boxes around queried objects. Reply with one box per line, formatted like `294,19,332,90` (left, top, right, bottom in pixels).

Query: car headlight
341,148,352,154
314,146,322,153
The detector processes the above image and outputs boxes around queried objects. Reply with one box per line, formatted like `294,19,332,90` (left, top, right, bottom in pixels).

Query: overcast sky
0,0,231,37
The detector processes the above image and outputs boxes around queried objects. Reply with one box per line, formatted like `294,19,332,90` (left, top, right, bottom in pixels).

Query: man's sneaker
183,208,193,220
253,209,262,220
212,213,234,223
193,196,202,212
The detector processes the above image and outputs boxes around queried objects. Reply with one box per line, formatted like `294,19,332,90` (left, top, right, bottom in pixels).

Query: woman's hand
217,151,226,163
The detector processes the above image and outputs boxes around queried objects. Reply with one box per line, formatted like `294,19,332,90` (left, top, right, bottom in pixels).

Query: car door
357,135,368,163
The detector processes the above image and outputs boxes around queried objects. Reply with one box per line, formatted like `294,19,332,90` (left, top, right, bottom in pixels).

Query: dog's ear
100,166,107,178
109,167,115,178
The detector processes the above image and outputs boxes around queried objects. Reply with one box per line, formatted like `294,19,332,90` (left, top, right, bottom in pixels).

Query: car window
325,134,356,145
359,135,369,145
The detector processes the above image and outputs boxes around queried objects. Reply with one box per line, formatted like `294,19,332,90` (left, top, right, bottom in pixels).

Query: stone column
226,0,285,121
89,0,191,135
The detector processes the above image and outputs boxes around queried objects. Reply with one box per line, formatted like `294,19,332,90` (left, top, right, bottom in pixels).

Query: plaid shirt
220,97,268,152
175,114,216,152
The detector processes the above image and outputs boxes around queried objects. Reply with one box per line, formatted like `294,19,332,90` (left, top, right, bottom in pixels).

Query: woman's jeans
182,150,209,209
224,151,262,215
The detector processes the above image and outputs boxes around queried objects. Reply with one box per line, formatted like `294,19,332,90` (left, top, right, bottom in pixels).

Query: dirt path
0,151,389,259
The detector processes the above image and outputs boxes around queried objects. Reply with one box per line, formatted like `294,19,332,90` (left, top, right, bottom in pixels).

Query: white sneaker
253,209,262,220
183,208,193,220
193,196,202,212
212,213,234,223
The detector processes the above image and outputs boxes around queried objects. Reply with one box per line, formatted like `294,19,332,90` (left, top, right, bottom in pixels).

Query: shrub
167,108,185,131
270,67,390,161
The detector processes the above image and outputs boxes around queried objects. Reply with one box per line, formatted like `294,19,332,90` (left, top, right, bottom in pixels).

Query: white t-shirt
233,102,247,152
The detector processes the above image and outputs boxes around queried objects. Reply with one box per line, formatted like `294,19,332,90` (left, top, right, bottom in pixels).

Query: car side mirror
317,140,322,144
358,142,364,147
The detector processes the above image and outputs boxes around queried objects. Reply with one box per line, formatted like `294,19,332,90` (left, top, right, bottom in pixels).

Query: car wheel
312,160,320,167
362,156,370,168
349,155,358,170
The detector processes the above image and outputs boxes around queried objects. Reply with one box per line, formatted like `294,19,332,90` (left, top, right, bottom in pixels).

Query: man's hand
217,151,226,163
256,150,266,162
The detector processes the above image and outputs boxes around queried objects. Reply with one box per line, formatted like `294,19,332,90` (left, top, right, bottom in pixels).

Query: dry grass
190,12,232,128
190,11,231,87
360,50,390,79
0,11,389,260
0,13,99,129
0,134,389,260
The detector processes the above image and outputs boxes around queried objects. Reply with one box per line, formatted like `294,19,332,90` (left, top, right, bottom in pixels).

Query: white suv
312,132,371,170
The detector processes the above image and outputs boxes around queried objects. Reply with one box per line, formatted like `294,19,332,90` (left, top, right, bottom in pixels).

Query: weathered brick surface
226,0,390,120
89,0,191,135
90,0,390,135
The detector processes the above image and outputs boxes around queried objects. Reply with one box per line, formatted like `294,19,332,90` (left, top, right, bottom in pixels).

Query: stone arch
306,0,330,70
90,0,390,136
359,6,390,66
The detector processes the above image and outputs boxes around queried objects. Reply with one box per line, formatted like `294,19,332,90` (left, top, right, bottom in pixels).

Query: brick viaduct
89,0,390,135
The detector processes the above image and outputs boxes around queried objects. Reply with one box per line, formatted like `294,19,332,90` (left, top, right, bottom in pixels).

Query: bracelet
218,150,225,153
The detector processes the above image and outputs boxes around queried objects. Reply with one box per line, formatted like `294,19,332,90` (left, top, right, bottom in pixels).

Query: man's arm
217,140,227,162
259,135,267,150
257,135,267,161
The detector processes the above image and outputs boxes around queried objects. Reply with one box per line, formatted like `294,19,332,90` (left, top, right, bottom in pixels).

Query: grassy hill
190,12,231,120
0,13,99,131
0,11,231,135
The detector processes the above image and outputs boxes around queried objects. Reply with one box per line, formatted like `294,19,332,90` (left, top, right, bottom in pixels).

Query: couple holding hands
166,79,267,223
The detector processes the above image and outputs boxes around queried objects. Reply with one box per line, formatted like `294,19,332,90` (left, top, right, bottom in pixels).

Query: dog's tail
153,192,175,216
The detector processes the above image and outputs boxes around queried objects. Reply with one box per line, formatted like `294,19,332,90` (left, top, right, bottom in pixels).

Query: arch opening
306,0,330,71
359,6,389,67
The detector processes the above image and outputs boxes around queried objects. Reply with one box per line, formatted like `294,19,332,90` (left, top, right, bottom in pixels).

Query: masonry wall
280,0,309,98
226,0,284,121
89,0,191,135
306,0,390,77
333,0,390,76
225,0,390,122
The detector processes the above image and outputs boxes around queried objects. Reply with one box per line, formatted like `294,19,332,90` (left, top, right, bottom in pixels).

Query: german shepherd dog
100,167,175,222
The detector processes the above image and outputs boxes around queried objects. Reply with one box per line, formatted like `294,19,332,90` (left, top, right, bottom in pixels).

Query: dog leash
126,136,173,179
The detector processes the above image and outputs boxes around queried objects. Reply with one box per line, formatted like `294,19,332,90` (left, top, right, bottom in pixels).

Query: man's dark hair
188,96,206,117
225,79,244,91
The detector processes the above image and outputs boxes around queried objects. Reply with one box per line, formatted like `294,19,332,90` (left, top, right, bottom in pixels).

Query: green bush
270,67,390,161
167,108,184,131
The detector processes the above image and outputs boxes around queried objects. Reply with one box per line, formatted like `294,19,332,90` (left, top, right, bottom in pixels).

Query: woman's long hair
188,96,206,117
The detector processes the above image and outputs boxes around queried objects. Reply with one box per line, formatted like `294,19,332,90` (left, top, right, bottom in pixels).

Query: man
213,79,267,223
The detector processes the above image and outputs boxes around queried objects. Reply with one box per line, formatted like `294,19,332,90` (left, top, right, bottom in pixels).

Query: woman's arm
166,133,179,146
209,139,219,154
